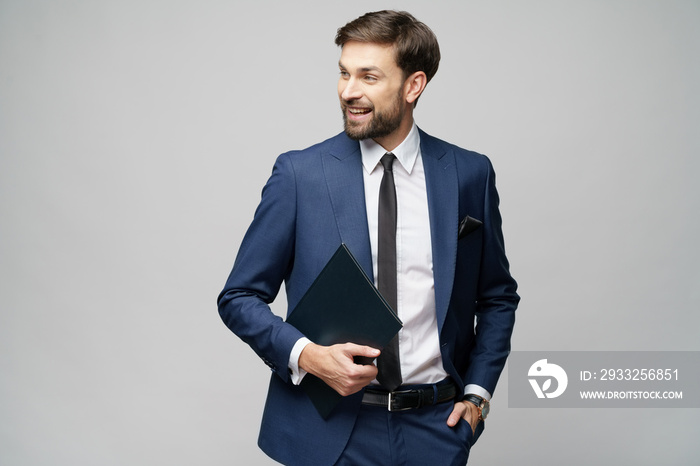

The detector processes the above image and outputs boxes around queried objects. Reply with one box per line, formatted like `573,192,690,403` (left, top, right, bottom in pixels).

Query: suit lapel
420,130,458,333
322,134,374,282
321,129,458,326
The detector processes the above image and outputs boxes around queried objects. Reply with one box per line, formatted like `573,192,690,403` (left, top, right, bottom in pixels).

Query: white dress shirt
288,123,490,400
359,123,446,385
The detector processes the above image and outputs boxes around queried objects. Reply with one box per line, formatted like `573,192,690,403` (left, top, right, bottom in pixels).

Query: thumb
344,343,381,358
446,403,465,427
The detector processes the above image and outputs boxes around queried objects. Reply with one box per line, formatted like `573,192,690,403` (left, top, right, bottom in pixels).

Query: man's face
338,41,408,142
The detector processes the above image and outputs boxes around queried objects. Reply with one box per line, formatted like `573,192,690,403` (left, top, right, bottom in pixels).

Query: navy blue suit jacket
218,129,519,465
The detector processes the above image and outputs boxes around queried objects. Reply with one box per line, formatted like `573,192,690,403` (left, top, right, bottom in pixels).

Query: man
218,10,518,465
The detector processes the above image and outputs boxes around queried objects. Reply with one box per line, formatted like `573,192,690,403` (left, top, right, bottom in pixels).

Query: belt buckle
387,389,416,412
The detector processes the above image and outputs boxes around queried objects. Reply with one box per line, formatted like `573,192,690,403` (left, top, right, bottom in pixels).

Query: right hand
298,342,380,396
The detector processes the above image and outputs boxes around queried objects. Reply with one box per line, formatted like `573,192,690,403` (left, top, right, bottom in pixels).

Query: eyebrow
338,62,384,74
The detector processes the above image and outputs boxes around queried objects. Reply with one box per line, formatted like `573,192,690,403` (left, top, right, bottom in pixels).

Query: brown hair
335,10,441,84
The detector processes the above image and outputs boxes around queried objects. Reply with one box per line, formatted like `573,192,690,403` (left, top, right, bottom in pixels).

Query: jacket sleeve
217,153,304,383
464,158,520,394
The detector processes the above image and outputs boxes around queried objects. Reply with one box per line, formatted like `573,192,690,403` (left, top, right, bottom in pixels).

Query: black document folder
286,243,403,418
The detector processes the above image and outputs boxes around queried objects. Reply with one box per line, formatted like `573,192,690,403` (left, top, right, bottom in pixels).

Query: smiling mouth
348,107,371,115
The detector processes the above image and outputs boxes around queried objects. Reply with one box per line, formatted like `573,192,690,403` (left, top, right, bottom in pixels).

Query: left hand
446,400,480,434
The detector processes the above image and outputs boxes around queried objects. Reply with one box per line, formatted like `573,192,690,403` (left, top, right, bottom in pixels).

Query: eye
339,70,350,79
364,75,378,82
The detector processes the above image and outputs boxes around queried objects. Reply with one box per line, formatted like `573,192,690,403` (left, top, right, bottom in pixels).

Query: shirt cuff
464,384,492,401
288,337,312,385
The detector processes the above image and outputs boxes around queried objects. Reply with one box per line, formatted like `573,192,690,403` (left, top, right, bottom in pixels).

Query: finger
356,363,378,379
343,343,381,358
346,360,378,380
446,402,466,427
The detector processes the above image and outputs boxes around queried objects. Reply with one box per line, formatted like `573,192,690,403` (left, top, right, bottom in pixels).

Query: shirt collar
360,123,421,175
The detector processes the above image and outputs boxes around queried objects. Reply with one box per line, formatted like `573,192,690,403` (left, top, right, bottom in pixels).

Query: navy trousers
334,401,484,466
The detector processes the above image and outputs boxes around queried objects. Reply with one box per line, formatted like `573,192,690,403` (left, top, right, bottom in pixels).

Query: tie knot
380,153,395,171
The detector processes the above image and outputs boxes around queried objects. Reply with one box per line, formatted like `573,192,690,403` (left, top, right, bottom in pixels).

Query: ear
404,71,428,105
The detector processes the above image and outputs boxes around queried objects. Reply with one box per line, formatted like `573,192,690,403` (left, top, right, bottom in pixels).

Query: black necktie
377,153,402,391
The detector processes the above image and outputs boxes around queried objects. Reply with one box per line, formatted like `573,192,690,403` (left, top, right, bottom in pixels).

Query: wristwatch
464,394,490,420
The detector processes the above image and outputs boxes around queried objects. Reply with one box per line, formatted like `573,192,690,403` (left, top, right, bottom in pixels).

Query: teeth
349,108,370,114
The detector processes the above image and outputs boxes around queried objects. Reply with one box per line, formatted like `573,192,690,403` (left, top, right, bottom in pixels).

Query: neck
373,113,414,152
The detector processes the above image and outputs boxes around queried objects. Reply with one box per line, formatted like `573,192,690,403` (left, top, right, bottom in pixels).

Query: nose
339,76,362,102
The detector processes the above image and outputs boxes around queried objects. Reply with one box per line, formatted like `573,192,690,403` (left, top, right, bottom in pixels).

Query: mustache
341,99,374,109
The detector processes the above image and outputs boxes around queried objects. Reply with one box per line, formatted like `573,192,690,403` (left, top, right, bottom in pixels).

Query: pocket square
458,215,483,239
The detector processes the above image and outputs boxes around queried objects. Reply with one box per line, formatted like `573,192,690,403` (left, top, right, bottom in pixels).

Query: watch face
481,400,490,419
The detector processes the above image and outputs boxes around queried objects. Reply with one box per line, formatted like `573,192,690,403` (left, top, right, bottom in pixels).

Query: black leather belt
362,379,458,412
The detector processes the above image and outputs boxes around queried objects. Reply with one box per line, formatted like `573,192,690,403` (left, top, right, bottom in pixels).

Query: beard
341,91,405,141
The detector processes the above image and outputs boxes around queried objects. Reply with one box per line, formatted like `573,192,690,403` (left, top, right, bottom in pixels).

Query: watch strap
464,394,483,408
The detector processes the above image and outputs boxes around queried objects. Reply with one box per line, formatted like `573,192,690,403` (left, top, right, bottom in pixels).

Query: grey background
1,0,698,464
